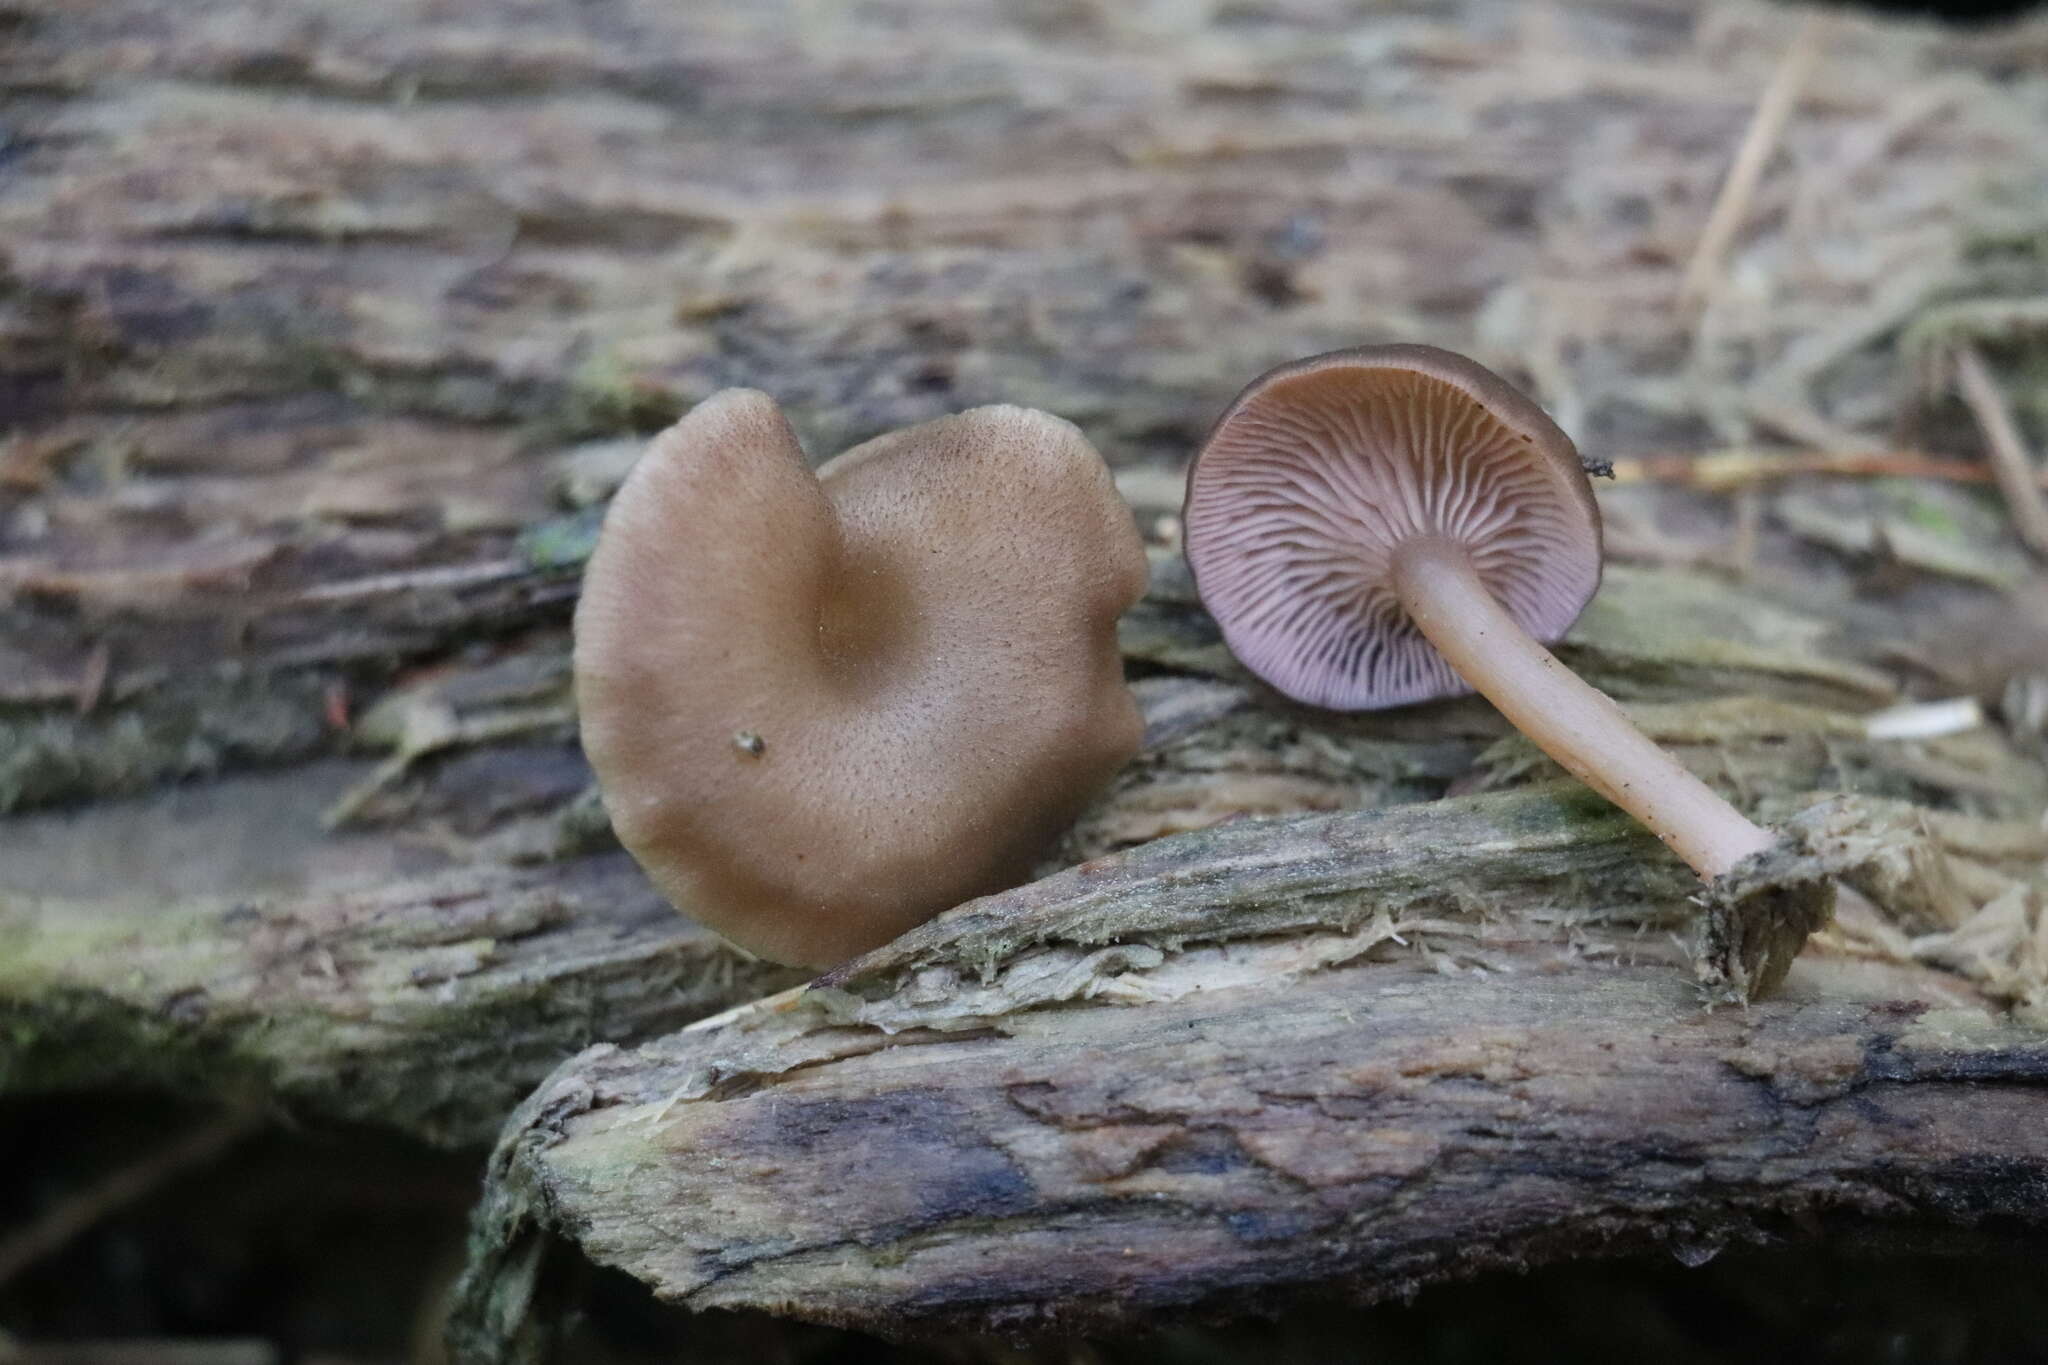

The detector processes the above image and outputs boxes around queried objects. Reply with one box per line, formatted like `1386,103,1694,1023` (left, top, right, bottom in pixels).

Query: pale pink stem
1393,537,1775,879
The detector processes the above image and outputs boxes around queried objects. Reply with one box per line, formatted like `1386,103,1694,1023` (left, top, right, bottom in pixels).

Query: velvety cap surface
1183,345,1601,709
574,390,1148,968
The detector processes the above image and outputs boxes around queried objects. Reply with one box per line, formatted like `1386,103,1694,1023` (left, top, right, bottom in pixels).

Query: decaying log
449,788,2047,1353
0,849,801,1147
440,535,2048,1349
7,546,2042,1147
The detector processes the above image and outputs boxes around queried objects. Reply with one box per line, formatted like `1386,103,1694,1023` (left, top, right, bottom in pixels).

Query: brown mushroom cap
1183,344,1601,709
573,389,1148,969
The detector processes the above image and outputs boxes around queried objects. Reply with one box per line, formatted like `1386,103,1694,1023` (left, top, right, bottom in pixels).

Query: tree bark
449,788,2048,1352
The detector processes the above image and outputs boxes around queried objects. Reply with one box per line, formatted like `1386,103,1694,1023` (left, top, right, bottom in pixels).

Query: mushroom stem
1392,537,1775,880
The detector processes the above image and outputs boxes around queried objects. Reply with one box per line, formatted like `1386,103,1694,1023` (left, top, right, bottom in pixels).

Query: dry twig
1953,343,2048,559
1608,447,2036,492
0,1111,263,1288
1679,12,1829,311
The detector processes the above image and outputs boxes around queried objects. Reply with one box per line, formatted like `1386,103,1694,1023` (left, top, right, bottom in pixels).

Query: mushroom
574,389,1148,968
1182,344,1776,883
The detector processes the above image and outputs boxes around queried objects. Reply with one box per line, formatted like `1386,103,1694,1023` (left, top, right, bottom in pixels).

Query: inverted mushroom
1182,344,1776,884
575,390,1148,968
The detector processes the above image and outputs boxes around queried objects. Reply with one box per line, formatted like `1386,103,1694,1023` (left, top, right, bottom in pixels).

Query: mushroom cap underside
1183,345,1601,710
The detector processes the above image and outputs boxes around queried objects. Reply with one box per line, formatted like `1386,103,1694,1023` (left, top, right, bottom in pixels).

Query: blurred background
4,0,2048,1360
